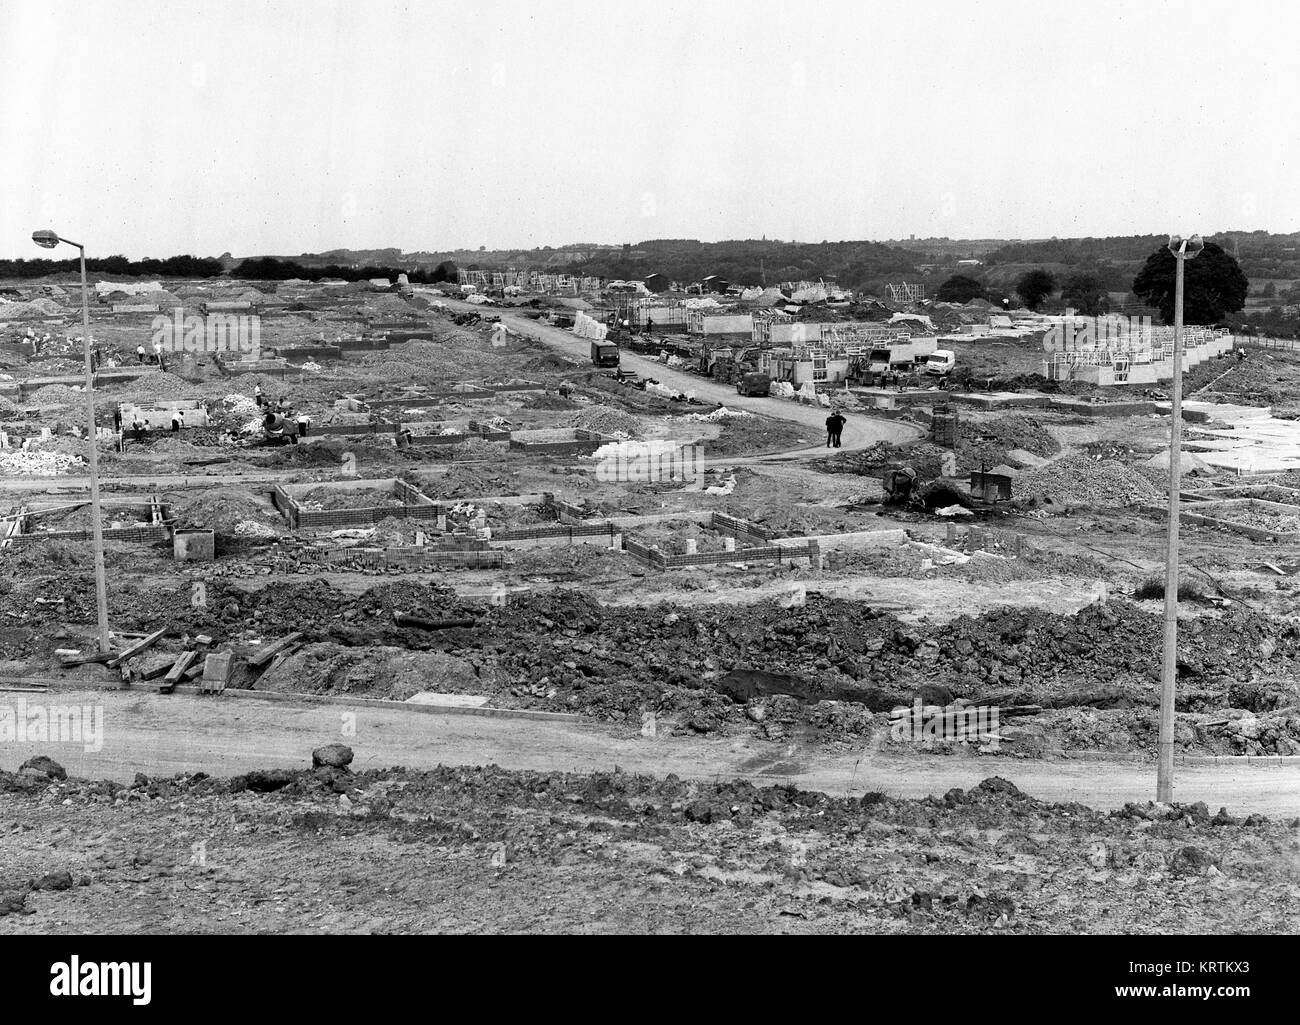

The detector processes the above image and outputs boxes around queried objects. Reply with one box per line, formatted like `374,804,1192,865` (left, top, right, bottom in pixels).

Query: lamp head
31,230,60,249
1168,233,1205,259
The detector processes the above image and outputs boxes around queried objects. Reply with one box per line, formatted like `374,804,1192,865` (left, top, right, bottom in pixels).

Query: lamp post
1157,232,1204,803
31,230,111,652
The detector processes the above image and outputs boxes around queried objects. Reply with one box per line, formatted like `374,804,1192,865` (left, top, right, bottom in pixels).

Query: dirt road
10,689,1298,814
448,300,923,457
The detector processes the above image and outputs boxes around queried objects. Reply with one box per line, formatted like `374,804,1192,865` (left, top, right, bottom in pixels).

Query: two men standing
825,409,847,448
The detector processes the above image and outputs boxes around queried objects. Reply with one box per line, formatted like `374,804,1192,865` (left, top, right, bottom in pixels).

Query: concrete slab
405,692,490,708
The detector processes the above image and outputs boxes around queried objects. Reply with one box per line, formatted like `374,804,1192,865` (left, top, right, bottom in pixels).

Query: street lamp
31,230,111,652
1157,232,1204,803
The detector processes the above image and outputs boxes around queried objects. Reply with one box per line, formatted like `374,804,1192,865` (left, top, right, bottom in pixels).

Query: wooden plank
138,656,176,681
247,632,303,669
106,627,167,668
159,651,199,694
58,650,121,668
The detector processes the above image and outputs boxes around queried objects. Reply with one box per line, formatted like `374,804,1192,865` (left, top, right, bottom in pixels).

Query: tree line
935,241,1250,325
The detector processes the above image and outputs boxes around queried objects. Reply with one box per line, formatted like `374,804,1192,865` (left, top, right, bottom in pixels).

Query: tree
1132,241,1249,325
935,274,985,304
1014,269,1055,310
1262,281,1277,298
1060,272,1109,316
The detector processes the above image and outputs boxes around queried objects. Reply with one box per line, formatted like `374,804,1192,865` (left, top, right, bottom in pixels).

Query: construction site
1,268,1298,936
4,1,1299,962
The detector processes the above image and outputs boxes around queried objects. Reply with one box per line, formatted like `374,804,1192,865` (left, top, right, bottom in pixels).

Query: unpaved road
446,300,923,457
10,689,1299,815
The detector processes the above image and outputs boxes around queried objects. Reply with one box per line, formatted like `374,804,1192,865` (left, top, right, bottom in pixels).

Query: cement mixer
262,411,299,445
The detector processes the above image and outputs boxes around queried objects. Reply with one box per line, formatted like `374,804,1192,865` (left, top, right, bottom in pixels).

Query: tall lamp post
1157,232,1204,803
31,229,111,652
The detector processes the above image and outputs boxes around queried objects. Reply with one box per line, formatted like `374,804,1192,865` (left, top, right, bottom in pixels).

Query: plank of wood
259,650,291,684
58,650,121,668
107,627,167,669
247,632,303,669
159,650,199,693
138,657,176,682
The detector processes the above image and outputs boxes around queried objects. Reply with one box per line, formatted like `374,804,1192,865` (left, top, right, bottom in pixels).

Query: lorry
591,340,620,368
736,372,772,396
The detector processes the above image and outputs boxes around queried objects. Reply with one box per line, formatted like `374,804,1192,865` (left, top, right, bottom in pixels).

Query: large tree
1014,269,1055,310
1131,241,1249,325
1060,272,1109,316
935,274,985,304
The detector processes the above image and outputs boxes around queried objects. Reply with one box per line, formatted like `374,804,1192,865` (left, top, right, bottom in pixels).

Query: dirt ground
0,762,1295,934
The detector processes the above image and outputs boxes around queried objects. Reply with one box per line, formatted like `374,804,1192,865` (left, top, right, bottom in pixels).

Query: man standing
254,384,263,407
136,343,145,363
825,411,836,448
297,412,310,438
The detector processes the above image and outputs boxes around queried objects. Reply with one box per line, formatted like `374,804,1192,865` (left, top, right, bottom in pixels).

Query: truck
736,372,772,396
854,336,941,384
591,340,620,368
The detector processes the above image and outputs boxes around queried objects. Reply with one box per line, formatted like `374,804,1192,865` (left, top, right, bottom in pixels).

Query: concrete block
202,651,232,688
173,528,215,561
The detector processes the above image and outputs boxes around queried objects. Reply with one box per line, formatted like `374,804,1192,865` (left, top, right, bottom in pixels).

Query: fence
1233,334,1300,353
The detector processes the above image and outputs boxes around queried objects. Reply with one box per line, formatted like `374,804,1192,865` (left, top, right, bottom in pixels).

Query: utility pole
1157,233,1203,803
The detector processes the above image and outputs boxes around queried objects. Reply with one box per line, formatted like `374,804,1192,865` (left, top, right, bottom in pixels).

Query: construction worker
254,384,263,406
136,343,145,363
297,412,310,438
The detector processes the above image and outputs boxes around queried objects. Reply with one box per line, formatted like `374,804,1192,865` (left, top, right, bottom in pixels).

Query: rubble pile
0,450,83,476
1015,455,1162,508
27,385,83,406
570,405,641,437
298,486,405,511
813,440,949,479
121,373,207,400
168,490,282,531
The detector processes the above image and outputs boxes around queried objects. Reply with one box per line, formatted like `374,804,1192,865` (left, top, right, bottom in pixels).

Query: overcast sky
1,0,1295,259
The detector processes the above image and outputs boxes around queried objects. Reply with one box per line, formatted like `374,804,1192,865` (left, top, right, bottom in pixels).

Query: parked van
924,350,956,376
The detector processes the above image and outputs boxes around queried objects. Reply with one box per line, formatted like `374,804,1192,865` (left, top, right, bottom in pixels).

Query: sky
1,0,1297,259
